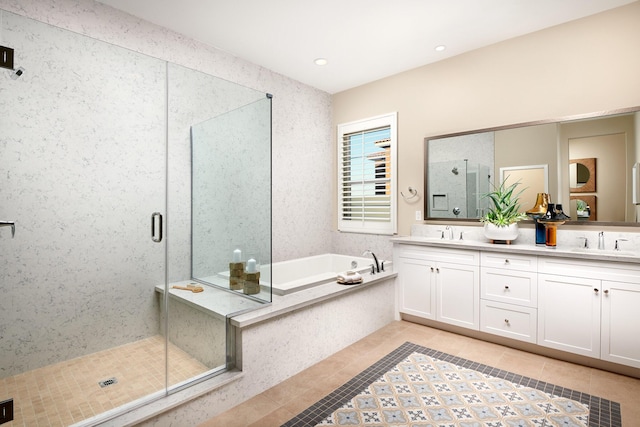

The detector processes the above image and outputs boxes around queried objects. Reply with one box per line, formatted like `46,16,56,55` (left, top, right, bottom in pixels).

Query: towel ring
401,186,419,201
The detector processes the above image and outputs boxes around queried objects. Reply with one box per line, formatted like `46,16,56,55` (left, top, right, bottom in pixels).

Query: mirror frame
424,106,640,227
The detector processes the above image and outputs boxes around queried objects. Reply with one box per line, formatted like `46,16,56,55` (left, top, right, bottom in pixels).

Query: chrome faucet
614,238,628,251
362,250,380,273
445,225,454,240
598,231,605,250
578,237,589,249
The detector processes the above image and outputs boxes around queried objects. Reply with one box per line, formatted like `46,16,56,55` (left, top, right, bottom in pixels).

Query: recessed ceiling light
435,45,446,52
314,58,328,66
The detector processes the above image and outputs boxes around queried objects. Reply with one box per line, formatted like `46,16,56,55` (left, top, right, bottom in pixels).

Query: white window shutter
337,112,397,235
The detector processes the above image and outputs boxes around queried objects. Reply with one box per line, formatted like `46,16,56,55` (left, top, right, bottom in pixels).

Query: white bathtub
264,253,390,296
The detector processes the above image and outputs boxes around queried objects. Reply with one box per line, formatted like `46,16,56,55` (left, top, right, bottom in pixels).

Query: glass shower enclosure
0,9,271,426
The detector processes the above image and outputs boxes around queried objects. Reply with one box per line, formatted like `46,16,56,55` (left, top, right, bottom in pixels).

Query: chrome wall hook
400,186,418,201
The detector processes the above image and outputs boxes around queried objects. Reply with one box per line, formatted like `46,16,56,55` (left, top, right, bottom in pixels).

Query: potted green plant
480,180,527,242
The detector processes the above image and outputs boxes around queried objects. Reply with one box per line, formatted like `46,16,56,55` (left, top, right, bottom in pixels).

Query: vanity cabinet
538,257,640,368
395,246,480,330
394,240,640,370
480,253,538,343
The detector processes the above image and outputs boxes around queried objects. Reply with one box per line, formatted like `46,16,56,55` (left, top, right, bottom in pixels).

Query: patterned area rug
282,342,621,427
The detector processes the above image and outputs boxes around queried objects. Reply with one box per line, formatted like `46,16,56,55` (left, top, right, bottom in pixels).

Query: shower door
0,11,170,425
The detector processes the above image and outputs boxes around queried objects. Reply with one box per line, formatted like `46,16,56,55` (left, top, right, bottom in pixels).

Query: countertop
392,235,640,264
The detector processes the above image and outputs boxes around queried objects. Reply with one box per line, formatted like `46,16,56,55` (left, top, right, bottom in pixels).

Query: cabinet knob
436,267,440,273
594,288,599,294
504,259,510,264
604,289,609,295
430,267,434,272
504,285,510,290
504,319,510,325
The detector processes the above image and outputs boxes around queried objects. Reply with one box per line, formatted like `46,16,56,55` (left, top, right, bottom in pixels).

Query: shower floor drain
98,377,118,388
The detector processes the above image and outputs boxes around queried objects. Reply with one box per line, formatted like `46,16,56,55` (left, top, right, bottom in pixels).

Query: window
337,112,397,235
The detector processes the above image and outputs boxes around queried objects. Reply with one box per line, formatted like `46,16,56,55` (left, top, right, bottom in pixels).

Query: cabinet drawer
481,252,537,272
481,268,537,307
398,246,479,266
480,300,537,344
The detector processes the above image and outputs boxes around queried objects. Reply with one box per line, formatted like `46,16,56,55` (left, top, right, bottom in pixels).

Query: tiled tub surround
131,271,397,426
393,223,640,379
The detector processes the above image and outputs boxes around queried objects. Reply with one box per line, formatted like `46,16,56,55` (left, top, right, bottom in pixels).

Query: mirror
569,159,595,192
425,107,640,225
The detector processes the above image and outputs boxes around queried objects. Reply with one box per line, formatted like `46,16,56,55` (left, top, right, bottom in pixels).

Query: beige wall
332,1,640,236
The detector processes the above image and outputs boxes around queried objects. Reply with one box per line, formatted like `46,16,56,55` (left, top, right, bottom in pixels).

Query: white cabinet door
601,280,640,368
397,256,436,319
537,274,601,357
437,262,479,330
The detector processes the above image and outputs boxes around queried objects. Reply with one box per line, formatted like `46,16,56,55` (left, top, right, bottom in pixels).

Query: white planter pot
483,222,520,242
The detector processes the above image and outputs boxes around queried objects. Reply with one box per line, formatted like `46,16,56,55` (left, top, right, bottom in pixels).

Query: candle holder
243,254,261,295
229,246,245,291
538,203,570,248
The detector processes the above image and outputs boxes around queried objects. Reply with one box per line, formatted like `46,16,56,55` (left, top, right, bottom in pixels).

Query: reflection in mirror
426,132,493,219
570,195,597,221
500,164,548,212
570,162,591,189
425,107,640,225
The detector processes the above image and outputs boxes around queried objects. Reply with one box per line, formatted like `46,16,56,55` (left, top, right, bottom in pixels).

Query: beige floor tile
246,406,297,427
0,336,208,427
205,321,640,426
539,358,593,392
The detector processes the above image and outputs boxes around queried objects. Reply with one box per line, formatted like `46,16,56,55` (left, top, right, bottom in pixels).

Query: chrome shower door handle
151,212,163,243
0,221,15,238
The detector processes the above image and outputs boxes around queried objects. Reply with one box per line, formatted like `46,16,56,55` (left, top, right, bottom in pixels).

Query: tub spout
363,250,380,273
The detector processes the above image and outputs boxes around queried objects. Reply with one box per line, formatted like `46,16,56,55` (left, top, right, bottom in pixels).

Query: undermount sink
570,247,637,257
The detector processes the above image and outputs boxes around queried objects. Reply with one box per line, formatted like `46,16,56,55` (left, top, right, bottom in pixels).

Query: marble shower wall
0,0,334,263
0,11,167,376
0,0,334,376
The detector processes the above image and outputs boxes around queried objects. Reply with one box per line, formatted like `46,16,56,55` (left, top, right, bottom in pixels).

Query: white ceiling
96,0,635,94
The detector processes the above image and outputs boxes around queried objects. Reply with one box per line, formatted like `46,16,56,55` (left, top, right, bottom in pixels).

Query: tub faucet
598,231,605,250
446,225,454,240
363,250,380,273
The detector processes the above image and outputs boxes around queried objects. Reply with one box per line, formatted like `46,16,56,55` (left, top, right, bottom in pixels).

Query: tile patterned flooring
0,335,208,427
201,321,640,427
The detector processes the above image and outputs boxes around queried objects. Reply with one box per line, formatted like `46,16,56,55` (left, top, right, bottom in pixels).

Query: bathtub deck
230,269,397,328
154,279,265,320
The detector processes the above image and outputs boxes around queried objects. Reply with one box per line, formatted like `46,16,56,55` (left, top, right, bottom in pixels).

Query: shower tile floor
0,335,208,427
